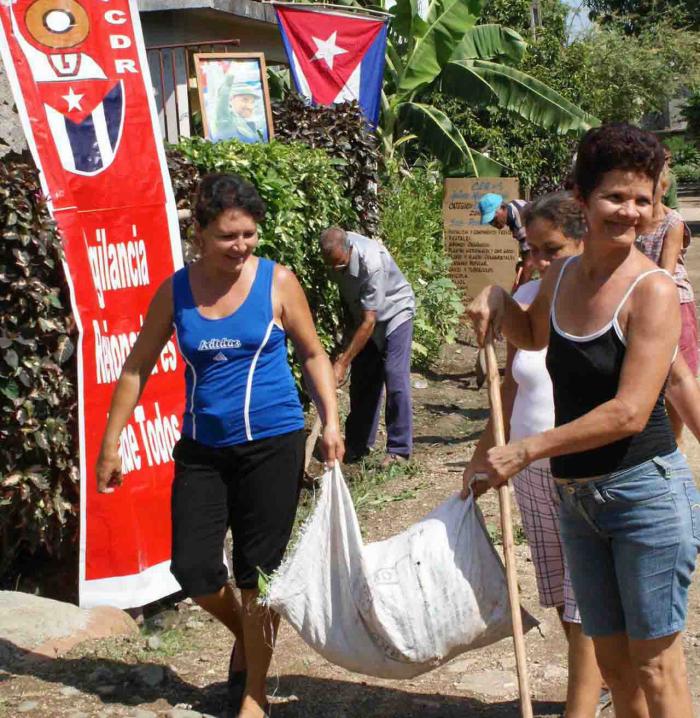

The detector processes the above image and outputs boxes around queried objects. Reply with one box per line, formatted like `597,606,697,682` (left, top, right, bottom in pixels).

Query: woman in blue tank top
468,125,699,717
96,174,343,718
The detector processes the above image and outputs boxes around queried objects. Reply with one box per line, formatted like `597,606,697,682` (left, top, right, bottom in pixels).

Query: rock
165,710,202,718
146,635,162,651
413,378,428,390
185,618,204,630
67,713,90,718
453,669,518,699
444,656,480,673
132,711,158,718
60,686,81,697
498,654,517,670
542,663,569,683
17,701,40,713
89,667,114,683
133,664,165,687
411,698,442,708
96,684,117,696
0,640,17,667
0,591,138,658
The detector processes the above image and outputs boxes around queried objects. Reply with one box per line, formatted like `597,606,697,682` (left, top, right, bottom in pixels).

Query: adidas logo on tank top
212,352,228,362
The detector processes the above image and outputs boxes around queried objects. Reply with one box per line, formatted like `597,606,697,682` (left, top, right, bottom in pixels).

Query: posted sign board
0,0,184,607
443,178,520,305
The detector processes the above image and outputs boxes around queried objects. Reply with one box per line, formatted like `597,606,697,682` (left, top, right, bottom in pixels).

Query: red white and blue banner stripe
274,4,387,127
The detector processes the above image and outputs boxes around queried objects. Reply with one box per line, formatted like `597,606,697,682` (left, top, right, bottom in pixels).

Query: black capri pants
170,429,304,595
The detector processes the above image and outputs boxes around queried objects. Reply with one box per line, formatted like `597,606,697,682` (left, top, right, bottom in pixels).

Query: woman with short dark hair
96,173,343,718
469,124,699,717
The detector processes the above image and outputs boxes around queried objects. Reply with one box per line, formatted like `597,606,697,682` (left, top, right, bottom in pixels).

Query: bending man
320,227,415,465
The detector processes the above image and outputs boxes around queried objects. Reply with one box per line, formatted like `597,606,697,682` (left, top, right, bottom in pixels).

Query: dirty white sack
265,463,536,679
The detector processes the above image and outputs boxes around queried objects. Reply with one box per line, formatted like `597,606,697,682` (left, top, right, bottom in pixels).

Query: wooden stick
304,414,323,473
484,327,534,718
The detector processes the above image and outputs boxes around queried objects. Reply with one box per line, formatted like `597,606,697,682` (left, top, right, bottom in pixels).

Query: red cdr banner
0,0,185,607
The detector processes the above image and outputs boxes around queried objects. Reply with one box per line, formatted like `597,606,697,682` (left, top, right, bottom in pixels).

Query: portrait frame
194,52,274,144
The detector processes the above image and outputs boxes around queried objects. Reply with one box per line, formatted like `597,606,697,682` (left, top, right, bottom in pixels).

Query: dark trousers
346,319,413,458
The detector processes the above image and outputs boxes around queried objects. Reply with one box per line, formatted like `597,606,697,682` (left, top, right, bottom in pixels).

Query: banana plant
379,0,600,175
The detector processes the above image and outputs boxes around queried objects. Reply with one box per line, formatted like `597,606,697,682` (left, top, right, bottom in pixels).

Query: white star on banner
311,31,348,70
62,87,84,112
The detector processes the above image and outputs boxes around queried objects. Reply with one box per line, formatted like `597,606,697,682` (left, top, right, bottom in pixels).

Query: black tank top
546,257,676,479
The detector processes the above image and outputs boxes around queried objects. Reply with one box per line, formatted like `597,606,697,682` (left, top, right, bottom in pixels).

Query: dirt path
2,212,700,718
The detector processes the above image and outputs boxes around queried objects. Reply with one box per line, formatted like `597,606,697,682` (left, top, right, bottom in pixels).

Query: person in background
320,227,415,466
96,174,343,718
464,192,607,717
478,192,532,288
636,165,698,441
662,147,679,211
469,123,699,718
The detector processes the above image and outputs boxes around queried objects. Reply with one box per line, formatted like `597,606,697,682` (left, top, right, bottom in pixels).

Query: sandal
227,641,247,713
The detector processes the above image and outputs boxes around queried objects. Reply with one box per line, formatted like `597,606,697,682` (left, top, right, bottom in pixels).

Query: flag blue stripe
104,82,123,149
276,11,310,101
65,114,103,173
358,23,387,128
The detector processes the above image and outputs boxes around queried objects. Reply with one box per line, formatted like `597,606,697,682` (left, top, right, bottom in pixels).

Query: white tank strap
612,268,672,321
550,255,577,320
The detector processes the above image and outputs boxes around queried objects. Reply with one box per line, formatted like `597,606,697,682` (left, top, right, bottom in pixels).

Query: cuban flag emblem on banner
274,4,388,127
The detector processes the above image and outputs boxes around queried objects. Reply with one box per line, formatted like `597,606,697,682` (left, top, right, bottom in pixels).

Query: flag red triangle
276,7,385,105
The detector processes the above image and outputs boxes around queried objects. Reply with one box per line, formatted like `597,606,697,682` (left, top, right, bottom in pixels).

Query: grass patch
292,454,421,539
485,521,527,547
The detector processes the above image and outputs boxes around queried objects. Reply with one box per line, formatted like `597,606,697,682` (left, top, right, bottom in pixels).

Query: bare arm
96,278,175,492
666,354,700,441
276,265,344,463
460,342,518,499
483,273,681,484
468,258,562,350
659,222,684,274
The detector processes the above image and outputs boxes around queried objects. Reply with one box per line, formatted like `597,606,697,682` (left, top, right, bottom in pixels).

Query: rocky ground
1,204,700,718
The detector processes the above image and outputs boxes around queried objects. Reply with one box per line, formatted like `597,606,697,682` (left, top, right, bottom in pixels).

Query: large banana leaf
398,0,481,97
442,60,600,133
451,24,527,63
425,0,481,27
390,0,429,42
398,101,505,176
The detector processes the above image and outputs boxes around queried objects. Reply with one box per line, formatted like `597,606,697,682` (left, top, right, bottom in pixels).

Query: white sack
265,463,536,679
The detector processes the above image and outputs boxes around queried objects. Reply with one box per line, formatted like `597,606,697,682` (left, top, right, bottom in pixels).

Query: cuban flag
40,80,125,176
274,5,387,128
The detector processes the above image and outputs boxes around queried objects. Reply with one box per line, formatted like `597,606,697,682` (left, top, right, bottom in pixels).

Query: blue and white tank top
172,258,304,447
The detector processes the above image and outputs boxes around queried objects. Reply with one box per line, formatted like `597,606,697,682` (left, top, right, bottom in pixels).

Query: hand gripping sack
265,464,536,679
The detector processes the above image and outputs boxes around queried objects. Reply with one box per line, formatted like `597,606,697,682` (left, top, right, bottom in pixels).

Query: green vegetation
378,0,596,175
172,137,353,362
379,161,463,366
0,161,78,578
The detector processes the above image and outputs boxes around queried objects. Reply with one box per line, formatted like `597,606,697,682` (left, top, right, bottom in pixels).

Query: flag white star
62,87,84,112
311,31,348,70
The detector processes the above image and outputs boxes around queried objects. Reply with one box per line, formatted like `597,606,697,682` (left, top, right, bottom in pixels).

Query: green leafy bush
171,137,355,358
379,162,463,367
0,161,79,577
272,95,381,235
664,135,700,166
672,163,700,185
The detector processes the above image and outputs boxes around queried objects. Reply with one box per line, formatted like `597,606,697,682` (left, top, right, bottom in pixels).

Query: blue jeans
556,450,700,640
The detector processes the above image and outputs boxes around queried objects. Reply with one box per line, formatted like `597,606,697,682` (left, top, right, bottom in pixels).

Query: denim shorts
556,450,700,641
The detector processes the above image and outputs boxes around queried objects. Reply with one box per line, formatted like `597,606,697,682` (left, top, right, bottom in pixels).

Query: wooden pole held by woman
484,327,533,718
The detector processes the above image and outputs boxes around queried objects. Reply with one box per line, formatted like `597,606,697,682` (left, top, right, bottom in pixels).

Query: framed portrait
194,52,274,144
